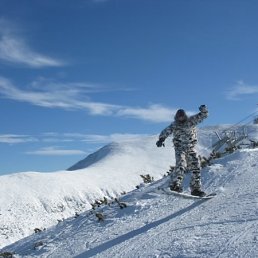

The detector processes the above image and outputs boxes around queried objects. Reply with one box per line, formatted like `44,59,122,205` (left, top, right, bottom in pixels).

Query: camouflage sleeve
188,110,208,126
159,123,175,140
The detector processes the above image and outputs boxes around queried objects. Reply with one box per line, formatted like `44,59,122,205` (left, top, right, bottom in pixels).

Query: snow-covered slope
2,147,258,257
1,125,258,255
0,135,174,249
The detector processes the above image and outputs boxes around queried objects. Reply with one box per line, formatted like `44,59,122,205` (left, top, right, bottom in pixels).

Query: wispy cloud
0,76,178,123
226,81,258,100
0,76,119,115
0,19,65,68
24,134,151,156
64,133,151,144
0,134,37,144
26,146,87,156
117,104,176,123
0,132,151,145
42,132,151,144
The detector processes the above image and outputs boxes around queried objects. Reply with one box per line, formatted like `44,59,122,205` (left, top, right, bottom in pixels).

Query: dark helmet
175,109,187,123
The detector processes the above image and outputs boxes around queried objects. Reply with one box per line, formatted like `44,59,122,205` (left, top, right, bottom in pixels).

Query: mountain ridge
67,142,122,171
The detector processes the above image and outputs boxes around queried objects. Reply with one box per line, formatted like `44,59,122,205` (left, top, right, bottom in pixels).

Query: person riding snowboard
156,105,208,197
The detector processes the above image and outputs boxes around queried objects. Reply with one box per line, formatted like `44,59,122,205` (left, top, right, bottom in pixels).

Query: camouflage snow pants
172,146,202,191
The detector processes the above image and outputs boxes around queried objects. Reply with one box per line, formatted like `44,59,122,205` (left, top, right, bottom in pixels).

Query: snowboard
159,187,216,199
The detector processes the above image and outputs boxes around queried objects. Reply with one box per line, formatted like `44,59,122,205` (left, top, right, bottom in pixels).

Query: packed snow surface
1,125,258,257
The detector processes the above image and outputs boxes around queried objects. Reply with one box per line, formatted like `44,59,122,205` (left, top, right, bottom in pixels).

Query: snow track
98,199,210,258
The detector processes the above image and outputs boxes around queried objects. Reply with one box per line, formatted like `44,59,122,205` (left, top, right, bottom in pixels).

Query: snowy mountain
67,144,116,171
0,135,173,249
1,125,258,257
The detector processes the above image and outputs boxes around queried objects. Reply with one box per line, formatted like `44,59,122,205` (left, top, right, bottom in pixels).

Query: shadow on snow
76,199,209,258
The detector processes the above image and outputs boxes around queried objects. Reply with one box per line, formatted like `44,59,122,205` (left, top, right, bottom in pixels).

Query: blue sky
1,0,258,174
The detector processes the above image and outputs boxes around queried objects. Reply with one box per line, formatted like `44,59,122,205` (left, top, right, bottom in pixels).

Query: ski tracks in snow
214,219,258,258
77,193,211,258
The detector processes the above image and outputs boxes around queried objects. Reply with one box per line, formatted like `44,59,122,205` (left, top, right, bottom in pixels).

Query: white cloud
0,76,190,123
81,133,151,143
226,81,258,100
26,146,87,156
39,132,151,144
0,19,65,68
0,134,37,144
0,77,119,115
117,104,176,123
0,132,151,145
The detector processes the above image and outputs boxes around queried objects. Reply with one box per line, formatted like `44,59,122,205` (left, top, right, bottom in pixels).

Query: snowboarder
156,105,208,197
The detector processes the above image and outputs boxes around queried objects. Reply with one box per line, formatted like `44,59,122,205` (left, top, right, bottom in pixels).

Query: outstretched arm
156,123,174,147
188,105,208,126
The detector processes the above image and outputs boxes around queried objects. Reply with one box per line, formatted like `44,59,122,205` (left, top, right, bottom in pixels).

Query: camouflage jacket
159,111,208,149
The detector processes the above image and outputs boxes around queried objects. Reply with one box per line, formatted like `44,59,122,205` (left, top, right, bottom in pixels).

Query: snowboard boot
191,189,206,197
170,182,183,193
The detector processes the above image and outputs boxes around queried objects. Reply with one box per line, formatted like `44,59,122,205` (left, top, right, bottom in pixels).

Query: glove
199,105,208,113
156,138,165,147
